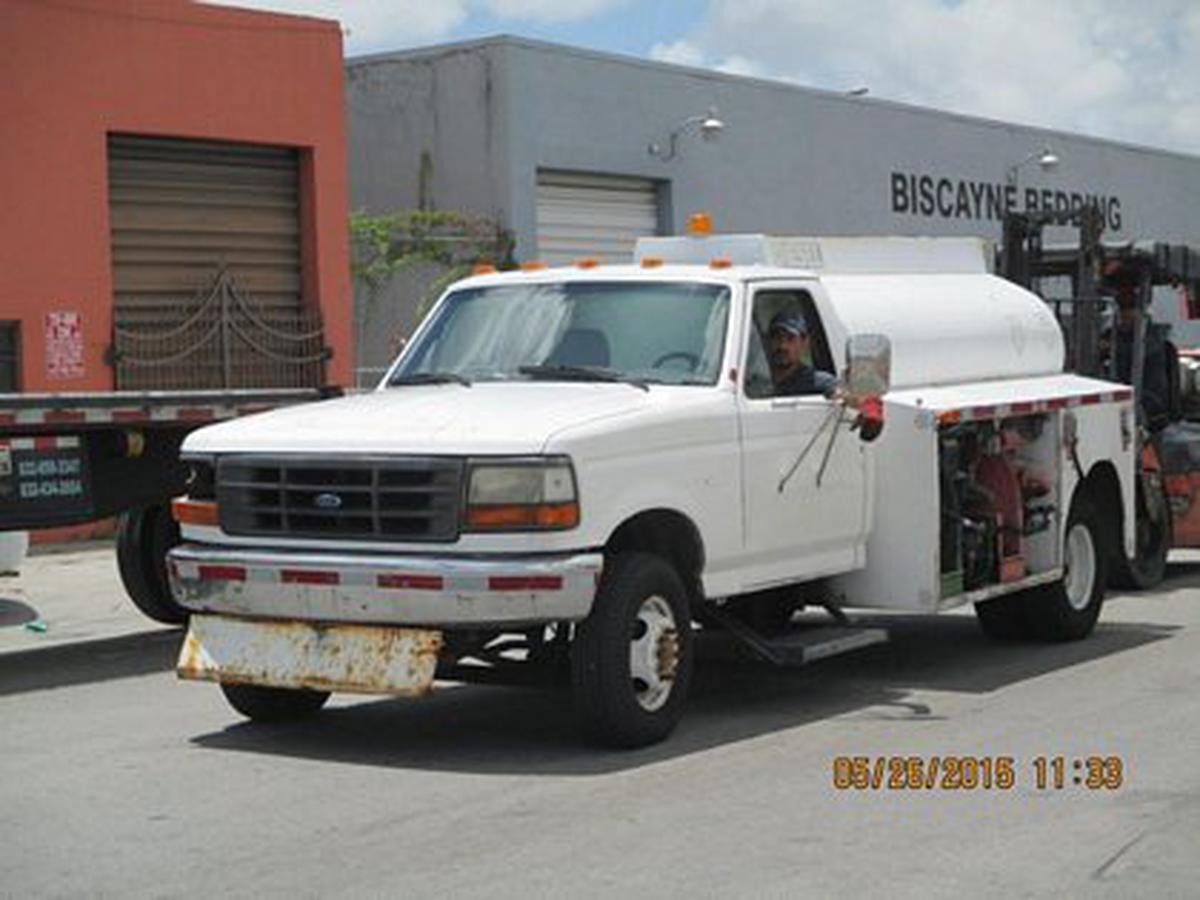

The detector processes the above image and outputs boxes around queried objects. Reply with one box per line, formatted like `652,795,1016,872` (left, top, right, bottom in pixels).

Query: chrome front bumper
168,543,603,627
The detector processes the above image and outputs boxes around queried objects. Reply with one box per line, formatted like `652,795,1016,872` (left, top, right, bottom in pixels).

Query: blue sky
203,1,1200,155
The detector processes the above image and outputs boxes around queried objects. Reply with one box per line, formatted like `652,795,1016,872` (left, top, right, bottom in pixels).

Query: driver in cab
768,311,837,398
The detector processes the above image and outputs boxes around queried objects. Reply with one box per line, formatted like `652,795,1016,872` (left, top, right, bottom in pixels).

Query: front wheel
1026,496,1107,641
571,553,694,748
220,683,330,722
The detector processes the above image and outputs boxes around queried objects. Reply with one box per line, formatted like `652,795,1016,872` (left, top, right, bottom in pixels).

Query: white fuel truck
167,230,1135,747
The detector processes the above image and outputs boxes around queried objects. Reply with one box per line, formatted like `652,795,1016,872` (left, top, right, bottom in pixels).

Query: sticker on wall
45,311,84,380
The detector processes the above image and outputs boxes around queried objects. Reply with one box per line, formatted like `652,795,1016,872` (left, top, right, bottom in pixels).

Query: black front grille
217,456,464,542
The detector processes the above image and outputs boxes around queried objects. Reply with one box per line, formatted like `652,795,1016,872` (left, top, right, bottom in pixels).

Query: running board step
704,604,889,667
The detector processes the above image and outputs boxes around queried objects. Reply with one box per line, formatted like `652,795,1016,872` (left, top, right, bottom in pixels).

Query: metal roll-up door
535,171,660,265
108,134,324,389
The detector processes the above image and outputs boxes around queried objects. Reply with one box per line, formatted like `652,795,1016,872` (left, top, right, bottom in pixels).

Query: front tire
1026,495,1107,641
220,683,330,722
571,553,694,748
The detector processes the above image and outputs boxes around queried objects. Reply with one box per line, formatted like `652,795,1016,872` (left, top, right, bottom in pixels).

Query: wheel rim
1064,522,1097,611
629,595,680,712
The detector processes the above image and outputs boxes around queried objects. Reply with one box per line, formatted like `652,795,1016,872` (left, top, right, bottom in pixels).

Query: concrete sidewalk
0,541,175,656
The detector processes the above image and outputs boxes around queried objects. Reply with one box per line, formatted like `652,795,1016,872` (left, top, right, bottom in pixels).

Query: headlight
184,457,216,500
464,458,579,531
173,455,219,526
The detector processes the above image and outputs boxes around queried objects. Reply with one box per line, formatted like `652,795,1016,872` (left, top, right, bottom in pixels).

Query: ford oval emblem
314,492,343,510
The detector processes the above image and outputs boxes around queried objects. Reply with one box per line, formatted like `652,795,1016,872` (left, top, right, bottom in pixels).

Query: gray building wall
346,36,1200,376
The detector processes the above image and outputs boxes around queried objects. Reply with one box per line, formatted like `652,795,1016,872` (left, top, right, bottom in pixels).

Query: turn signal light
466,502,580,530
171,497,219,526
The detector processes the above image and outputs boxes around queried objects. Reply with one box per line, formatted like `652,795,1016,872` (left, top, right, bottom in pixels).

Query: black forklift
999,205,1200,588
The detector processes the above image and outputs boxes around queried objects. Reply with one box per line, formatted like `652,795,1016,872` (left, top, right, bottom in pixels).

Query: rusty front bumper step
178,614,443,696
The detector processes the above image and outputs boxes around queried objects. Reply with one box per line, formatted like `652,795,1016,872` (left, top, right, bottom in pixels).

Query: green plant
349,209,514,365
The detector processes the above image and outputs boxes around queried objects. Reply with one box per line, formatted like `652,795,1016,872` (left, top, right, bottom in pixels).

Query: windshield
388,281,731,386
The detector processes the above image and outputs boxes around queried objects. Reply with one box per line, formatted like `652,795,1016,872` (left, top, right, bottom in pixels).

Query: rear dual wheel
1109,473,1169,590
975,494,1106,642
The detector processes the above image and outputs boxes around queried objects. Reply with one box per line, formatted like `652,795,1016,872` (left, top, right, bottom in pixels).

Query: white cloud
648,38,705,67
201,0,631,53
485,0,631,22
649,39,765,79
654,0,1200,154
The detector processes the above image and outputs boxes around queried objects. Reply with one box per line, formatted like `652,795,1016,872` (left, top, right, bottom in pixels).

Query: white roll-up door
535,171,660,265
108,134,302,326
107,134,324,390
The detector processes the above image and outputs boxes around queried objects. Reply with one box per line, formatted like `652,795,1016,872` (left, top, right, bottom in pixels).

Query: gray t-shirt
775,364,837,397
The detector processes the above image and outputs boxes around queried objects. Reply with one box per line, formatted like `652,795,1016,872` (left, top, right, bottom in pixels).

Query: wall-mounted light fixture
648,107,725,161
1006,146,1060,187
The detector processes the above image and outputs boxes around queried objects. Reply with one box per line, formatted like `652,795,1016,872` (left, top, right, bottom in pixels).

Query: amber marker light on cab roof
575,258,600,269
641,256,664,268
709,256,732,269
472,263,497,275
171,497,219,526
520,260,549,271
687,211,713,235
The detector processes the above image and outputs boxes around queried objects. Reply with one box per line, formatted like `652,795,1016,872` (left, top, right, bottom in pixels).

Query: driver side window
744,289,834,399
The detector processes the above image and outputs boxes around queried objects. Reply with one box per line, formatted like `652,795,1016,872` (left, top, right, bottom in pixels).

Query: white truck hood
182,383,654,456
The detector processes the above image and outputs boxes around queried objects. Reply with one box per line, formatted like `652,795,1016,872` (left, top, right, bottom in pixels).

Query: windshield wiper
518,364,649,392
390,372,472,387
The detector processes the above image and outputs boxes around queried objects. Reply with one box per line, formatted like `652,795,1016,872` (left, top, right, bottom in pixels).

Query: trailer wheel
1109,475,1169,590
973,594,1031,641
1026,495,1107,641
571,553,694,748
116,504,188,625
220,683,330,722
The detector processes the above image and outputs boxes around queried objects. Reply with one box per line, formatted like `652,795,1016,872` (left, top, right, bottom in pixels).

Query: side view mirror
844,333,891,403
844,333,891,443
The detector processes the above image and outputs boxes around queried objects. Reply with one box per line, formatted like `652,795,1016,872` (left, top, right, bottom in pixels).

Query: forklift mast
999,207,1200,410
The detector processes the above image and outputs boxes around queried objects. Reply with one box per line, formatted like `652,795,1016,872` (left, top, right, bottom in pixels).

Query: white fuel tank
820,273,1065,389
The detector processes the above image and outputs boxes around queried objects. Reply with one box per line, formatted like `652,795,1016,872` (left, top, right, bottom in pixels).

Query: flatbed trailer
0,388,335,622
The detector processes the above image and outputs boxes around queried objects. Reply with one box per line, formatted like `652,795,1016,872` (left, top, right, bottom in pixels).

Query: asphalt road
2,545,1198,898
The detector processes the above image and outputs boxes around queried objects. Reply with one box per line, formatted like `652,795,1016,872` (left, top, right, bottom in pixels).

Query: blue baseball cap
769,311,808,336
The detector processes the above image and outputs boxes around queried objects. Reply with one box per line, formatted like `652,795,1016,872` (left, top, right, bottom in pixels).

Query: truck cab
169,231,1135,747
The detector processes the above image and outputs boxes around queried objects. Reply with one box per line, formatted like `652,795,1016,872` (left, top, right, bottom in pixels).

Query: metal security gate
108,135,325,389
111,267,326,390
535,171,660,265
